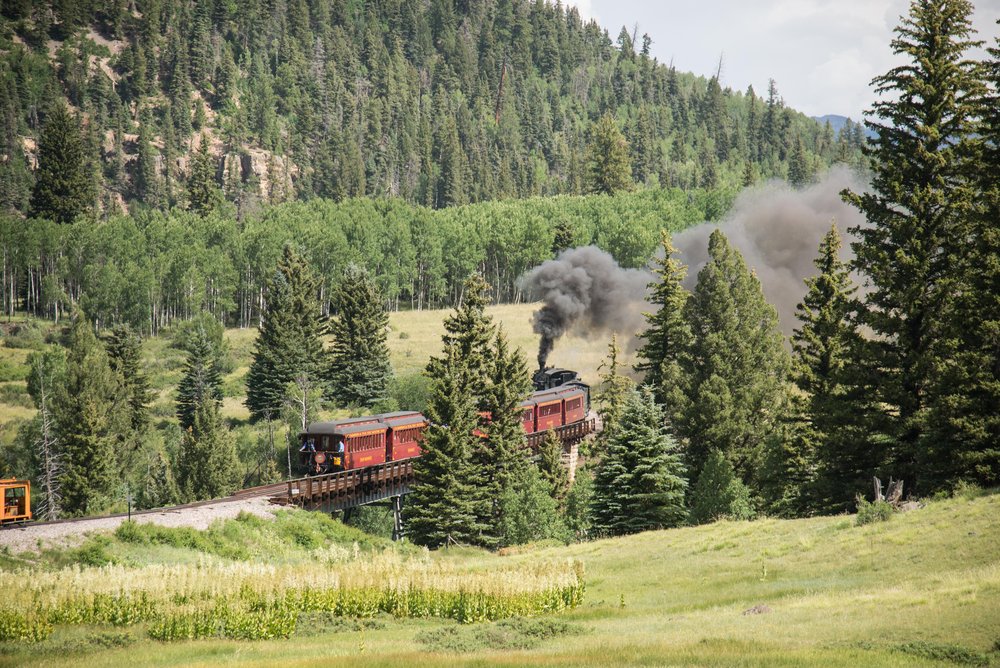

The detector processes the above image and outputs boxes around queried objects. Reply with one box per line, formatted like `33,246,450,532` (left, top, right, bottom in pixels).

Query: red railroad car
382,411,425,461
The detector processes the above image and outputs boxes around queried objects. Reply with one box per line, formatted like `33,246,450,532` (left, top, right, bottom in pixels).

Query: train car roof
382,413,425,428
304,418,383,436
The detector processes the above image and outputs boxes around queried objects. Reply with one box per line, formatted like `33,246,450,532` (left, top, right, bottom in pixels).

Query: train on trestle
299,368,591,475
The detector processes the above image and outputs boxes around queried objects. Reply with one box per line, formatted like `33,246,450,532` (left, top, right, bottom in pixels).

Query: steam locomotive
299,368,591,475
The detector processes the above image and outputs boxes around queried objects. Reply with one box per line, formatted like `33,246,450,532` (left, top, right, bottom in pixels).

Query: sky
570,0,1000,119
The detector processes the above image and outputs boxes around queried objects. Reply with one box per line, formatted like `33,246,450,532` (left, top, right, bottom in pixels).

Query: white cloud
586,0,1000,118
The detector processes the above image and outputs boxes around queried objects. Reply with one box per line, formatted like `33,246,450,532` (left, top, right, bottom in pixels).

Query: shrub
3,323,46,350
894,641,989,667
0,610,53,642
952,480,984,501
0,359,28,382
855,498,894,526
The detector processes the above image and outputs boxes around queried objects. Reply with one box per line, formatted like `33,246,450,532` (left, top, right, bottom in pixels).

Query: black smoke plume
520,246,651,370
673,166,869,334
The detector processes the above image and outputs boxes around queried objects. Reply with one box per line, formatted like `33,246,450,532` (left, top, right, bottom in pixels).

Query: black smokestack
520,246,651,370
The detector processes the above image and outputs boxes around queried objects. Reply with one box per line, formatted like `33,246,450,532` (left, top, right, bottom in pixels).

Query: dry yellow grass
388,302,636,384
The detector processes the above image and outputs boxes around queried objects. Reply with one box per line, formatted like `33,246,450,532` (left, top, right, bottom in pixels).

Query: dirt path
0,496,279,554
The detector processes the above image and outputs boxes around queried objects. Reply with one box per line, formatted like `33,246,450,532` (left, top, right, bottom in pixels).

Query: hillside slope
0,0,864,216
1,492,997,666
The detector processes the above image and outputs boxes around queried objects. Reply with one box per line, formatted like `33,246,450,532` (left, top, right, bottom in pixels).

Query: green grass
1,493,998,666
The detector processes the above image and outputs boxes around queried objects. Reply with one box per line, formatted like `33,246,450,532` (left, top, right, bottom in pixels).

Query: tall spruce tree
176,325,224,431
482,331,533,546
921,22,1000,489
635,230,692,411
55,313,127,516
678,229,790,486
29,103,95,223
405,347,483,548
407,274,497,548
327,264,392,407
591,389,687,536
586,113,633,195
789,224,874,512
841,0,983,493
105,325,153,436
245,245,326,420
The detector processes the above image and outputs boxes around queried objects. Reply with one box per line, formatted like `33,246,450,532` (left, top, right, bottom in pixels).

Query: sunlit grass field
0,303,630,433
1,492,998,666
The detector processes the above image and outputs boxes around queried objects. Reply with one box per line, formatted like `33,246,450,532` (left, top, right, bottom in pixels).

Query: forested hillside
0,0,863,218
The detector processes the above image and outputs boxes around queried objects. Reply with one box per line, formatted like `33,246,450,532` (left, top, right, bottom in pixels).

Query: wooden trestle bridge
270,417,596,540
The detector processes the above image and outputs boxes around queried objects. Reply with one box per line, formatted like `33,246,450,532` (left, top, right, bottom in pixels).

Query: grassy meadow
0,303,629,434
1,491,999,666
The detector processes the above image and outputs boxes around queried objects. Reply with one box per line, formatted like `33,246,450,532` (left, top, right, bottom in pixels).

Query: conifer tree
591,389,687,536
176,325,224,431
177,396,238,501
105,325,153,436
246,246,326,420
537,428,570,508
327,264,391,407
920,22,1000,490
595,334,634,436
405,347,483,548
427,273,495,404
55,313,127,516
138,448,180,509
29,103,95,223
678,230,790,486
789,224,873,511
841,0,983,493
586,113,633,195
482,331,533,546
688,448,755,524
635,230,692,411
188,134,221,216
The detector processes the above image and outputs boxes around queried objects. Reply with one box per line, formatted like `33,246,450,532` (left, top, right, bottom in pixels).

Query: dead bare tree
32,363,62,520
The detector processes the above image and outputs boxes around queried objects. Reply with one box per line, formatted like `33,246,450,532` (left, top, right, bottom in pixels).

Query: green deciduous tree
29,103,95,223
591,389,688,536
327,264,391,407
245,245,327,420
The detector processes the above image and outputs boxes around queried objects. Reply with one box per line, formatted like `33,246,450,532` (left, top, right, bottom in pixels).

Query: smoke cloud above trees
523,167,869,363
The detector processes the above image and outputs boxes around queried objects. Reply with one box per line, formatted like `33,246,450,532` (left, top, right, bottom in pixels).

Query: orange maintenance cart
0,479,31,525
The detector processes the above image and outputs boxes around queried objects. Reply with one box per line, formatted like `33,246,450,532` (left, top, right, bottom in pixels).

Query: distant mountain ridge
813,114,878,139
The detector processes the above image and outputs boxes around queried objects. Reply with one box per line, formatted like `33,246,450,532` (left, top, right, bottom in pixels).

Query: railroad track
1,480,289,530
